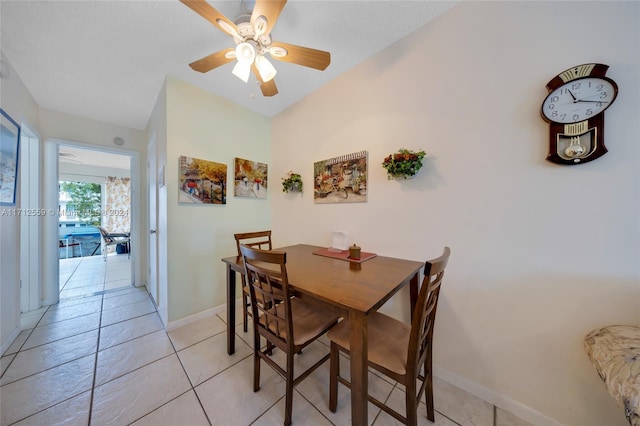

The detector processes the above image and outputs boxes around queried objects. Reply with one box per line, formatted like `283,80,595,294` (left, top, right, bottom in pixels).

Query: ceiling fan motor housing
234,16,271,51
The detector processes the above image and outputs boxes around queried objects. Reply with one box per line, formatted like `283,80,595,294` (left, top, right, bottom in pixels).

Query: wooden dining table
221,244,424,426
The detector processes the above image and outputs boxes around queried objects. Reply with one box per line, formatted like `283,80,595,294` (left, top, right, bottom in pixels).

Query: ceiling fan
180,0,331,97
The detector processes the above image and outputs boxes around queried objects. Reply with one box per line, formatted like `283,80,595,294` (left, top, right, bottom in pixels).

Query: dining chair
234,231,272,332
97,226,131,262
240,244,340,426
328,246,451,425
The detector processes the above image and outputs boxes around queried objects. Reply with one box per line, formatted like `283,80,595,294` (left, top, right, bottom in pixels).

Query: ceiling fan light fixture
235,42,256,64
232,61,252,83
255,55,277,82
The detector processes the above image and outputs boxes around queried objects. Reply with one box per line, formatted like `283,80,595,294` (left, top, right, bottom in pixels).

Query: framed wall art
314,151,368,204
179,155,227,204
0,108,20,206
234,157,268,199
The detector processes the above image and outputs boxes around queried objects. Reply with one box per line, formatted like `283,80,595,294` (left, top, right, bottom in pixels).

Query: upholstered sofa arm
584,325,640,426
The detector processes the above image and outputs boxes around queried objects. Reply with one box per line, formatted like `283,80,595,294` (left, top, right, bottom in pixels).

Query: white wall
164,77,271,323
271,2,640,425
0,52,39,352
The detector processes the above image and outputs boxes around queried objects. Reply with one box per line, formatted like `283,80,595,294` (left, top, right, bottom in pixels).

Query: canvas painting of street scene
179,156,227,204
234,157,268,198
314,151,367,204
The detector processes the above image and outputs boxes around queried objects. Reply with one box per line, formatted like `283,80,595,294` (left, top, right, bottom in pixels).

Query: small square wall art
234,157,268,199
314,151,368,204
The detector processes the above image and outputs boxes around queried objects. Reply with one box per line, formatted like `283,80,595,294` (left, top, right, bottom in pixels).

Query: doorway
57,144,136,300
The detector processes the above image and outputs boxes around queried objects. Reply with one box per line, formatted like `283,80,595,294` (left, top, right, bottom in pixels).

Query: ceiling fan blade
251,0,287,37
180,0,238,37
260,79,278,97
253,63,278,97
189,48,235,73
270,42,330,71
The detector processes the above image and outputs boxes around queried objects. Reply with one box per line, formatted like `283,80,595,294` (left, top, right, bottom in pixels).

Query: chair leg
329,342,339,412
425,355,434,422
240,276,249,333
254,335,261,392
284,352,295,426
405,378,418,426
242,293,249,333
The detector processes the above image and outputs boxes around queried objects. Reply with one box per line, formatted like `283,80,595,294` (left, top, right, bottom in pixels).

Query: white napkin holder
329,231,348,252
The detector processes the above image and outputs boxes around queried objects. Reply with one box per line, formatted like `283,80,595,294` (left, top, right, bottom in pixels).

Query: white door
147,136,159,305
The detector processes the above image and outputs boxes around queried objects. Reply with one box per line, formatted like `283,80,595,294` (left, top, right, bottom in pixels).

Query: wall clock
541,63,618,165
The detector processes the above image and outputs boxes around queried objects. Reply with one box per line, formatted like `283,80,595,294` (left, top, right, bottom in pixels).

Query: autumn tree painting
179,156,227,204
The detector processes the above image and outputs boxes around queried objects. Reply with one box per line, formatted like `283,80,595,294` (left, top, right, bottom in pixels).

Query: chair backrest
96,226,114,244
240,244,293,351
234,231,272,256
407,247,451,378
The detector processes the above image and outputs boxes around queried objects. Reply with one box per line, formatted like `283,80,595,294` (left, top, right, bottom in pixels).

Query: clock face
541,77,618,124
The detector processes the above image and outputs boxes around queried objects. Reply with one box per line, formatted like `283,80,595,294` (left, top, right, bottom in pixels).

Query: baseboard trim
1,326,21,355
432,364,561,425
166,302,228,331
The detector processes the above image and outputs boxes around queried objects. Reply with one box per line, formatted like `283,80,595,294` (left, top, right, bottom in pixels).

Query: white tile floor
1,255,532,426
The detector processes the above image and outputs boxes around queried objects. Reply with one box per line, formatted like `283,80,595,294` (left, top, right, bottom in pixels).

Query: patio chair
59,238,82,259
97,226,130,261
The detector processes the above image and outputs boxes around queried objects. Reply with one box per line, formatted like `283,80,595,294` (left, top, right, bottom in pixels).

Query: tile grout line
59,255,84,292
3,258,133,424
0,303,54,379
86,293,105,425
1,305,95,424
151,305,215,425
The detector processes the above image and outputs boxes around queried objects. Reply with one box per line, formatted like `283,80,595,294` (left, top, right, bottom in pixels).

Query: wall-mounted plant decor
314,151,367,204
179,156,227,204
381,148,426,180
234,157,268,199
282,171,303,193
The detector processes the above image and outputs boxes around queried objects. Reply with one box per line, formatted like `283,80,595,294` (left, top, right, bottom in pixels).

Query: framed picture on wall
0,108,21,206
314,151,368,204
179,156,227,204
234,157,268,199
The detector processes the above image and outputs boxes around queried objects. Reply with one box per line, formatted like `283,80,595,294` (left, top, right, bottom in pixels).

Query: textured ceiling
1,1,456,130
